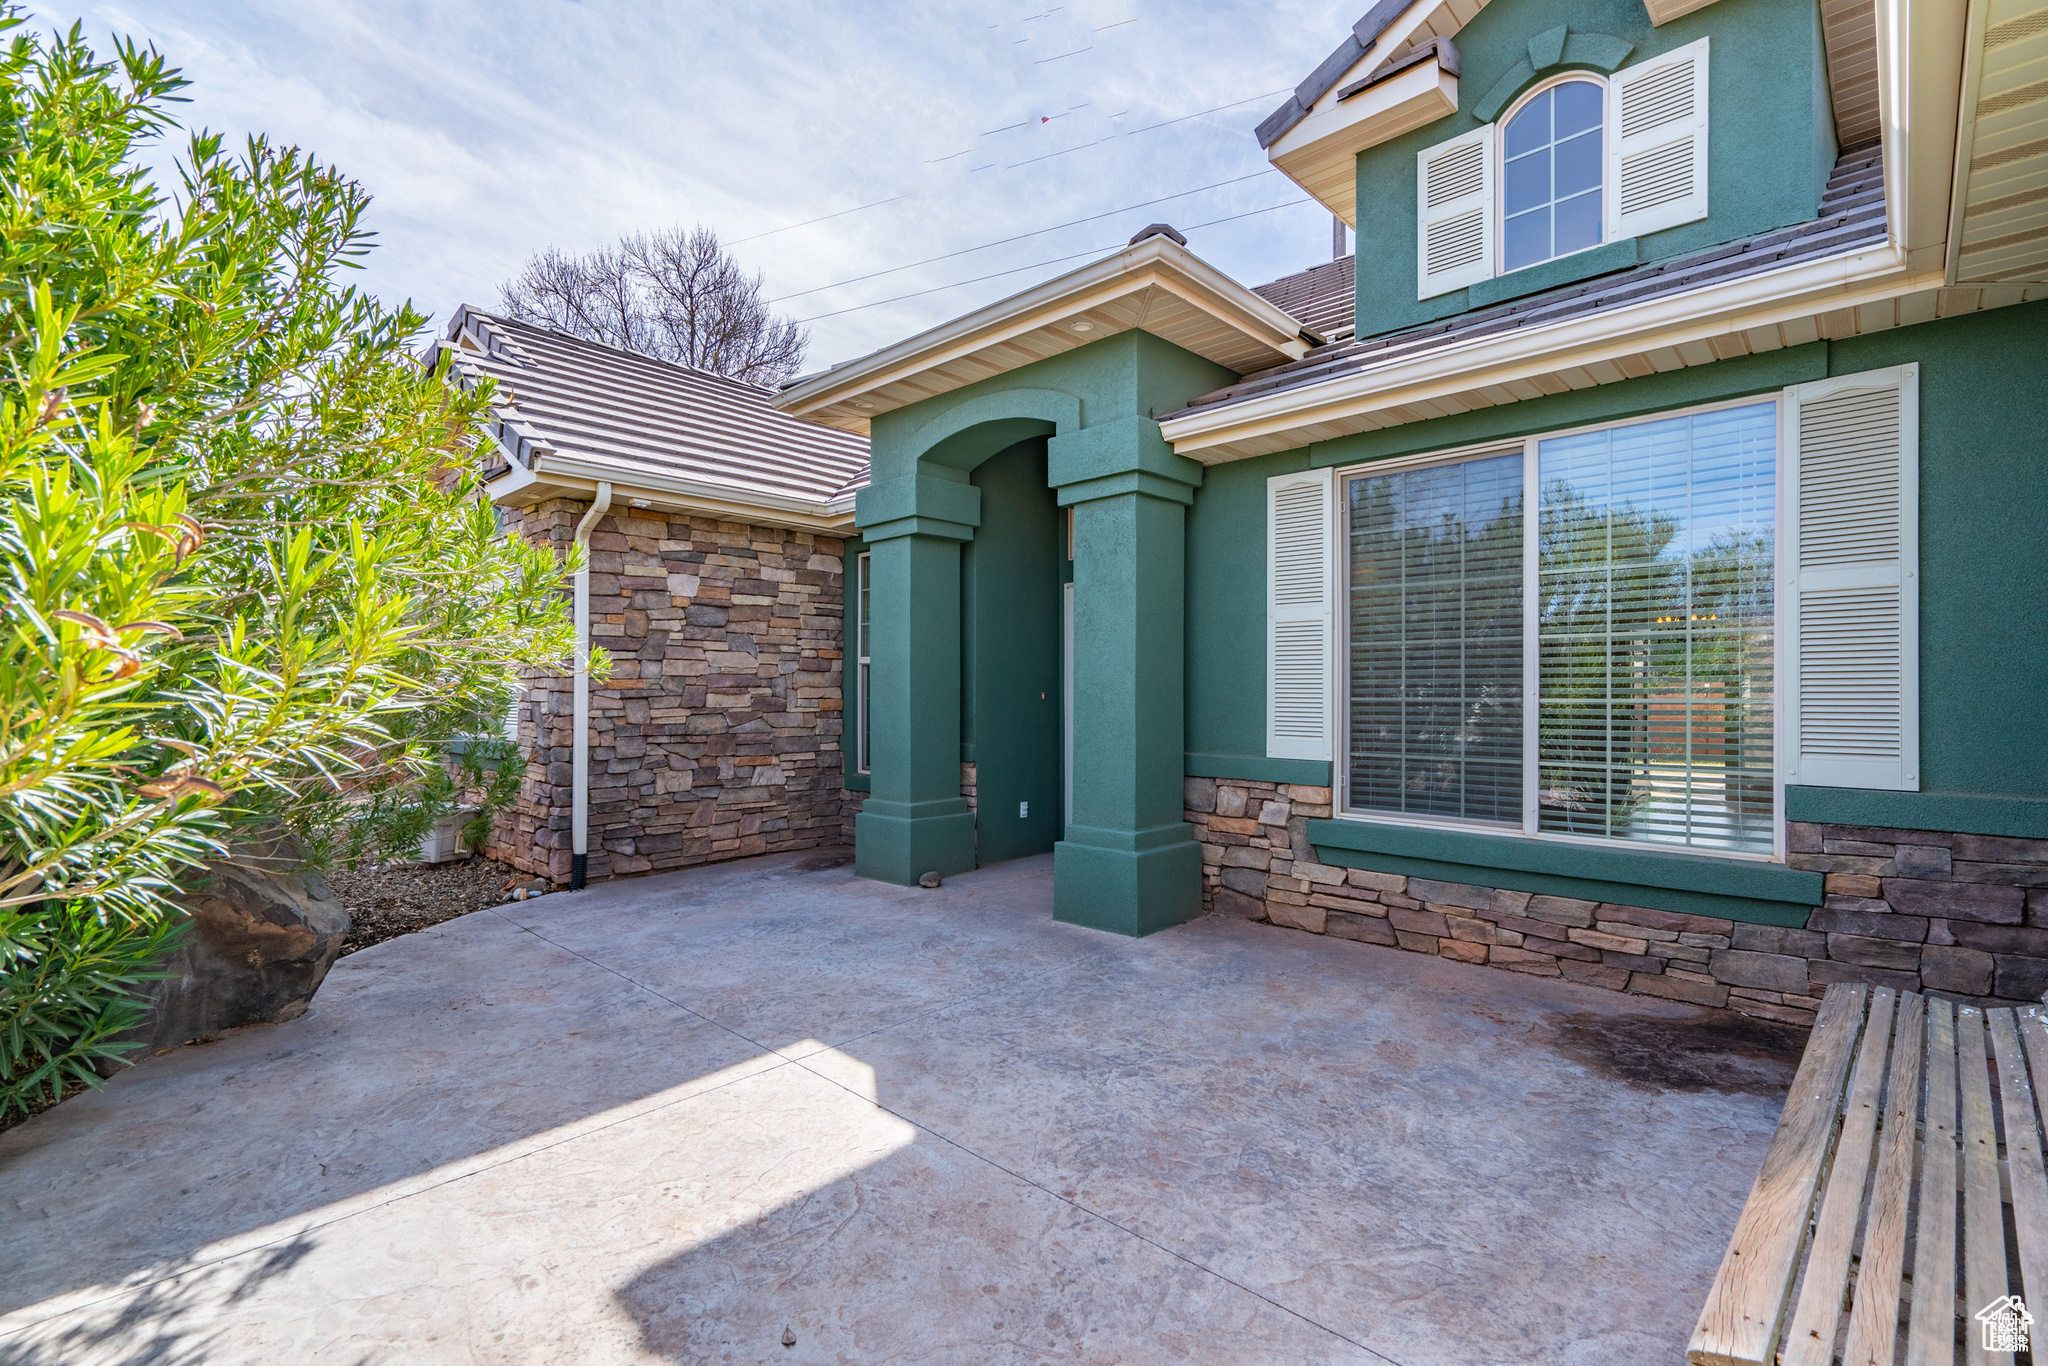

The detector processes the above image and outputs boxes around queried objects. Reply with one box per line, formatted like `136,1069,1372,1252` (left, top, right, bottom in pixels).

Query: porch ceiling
771,234,1316,436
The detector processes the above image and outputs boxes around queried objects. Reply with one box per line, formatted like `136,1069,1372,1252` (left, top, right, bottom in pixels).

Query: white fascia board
524,452,854,532
1269,58,1460,224
1642,0,1723,25
482,454,538,503
771,235,1310,418
1160,243,1931,457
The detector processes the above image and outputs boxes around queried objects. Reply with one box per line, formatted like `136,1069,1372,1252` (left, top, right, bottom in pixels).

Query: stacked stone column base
1188,777,2048,1029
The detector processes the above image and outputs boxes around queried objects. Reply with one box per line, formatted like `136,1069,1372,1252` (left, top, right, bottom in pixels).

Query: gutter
535,454,855,532
1158,241,1927,460
570,480,612,890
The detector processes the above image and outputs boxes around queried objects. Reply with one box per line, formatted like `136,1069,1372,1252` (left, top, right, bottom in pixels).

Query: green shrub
0,16,583,1115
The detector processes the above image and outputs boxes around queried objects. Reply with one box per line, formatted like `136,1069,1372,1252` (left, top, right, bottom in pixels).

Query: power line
727,88,1294,247
1126,88,1291,136
793,198,1316,324
729,197,906,246
768,171,1278,304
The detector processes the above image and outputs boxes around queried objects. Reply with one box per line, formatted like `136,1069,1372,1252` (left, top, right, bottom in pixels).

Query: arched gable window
1501,78,1605,273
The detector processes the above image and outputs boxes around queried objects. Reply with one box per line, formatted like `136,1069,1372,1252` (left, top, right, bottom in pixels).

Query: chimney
1332,215,1348,260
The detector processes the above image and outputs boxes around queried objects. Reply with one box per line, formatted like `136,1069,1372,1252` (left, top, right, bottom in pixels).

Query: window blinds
1535,403,1776,853
1347,454,1525,822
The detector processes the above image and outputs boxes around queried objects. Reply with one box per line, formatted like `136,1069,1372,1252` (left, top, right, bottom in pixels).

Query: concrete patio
0,851,1801,1364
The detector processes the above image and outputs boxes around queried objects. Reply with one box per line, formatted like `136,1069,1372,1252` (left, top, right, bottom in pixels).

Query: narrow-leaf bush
0,14,583,1115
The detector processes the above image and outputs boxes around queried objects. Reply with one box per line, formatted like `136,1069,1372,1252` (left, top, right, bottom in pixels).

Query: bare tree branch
498,225,807,387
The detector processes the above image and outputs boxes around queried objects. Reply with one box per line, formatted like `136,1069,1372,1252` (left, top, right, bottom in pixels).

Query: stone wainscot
1189,776,2048,1028
487,498,853,882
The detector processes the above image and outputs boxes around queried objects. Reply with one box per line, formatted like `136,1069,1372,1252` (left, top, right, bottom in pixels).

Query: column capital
1047,415,1204,501
858,516,978,543
855,473,982,539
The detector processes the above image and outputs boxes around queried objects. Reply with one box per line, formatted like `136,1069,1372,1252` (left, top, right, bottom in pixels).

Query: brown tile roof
442,309,869,507
1174,144,1886,420
1252,255,1357,340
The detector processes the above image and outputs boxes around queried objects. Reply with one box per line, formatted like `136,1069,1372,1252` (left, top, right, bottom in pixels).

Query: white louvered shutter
1417,126,1495,300
1607,38,1710,240
1267,468,1335,762
1783,365,1919,791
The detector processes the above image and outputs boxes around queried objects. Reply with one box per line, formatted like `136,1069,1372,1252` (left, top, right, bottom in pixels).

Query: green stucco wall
1805,301,2048,830
857,328,1236,932
1181,300,2048,917
1352,0,1836,339
961,438,1066,863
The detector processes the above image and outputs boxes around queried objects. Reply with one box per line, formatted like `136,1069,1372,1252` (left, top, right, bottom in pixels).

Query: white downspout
570,481,612,889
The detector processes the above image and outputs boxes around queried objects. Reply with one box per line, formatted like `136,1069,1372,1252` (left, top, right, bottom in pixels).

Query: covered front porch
803,228,1324,936
0,850,1797,1363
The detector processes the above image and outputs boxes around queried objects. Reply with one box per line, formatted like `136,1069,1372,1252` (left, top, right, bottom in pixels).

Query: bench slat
1957,1007,2009,1366
2009,1010,2048,1319
1841,990,1925,1366
1784,986,1900,1366
1690,983,1871,1366
1907,996,1960,1366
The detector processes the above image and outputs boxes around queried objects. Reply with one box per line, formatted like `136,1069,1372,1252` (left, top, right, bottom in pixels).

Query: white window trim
1331,392,1789,864
1496,72,1613,278
856,550,871,776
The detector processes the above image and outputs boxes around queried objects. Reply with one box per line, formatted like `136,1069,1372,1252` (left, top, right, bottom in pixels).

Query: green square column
853,476,981,885
1050,417,1204,935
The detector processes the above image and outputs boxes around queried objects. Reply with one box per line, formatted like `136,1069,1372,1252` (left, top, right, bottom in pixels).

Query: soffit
1822,0,1882,147
1948,0,2048,284
1261,0,1488,222
771,237,1313,434
1269,52,1463,226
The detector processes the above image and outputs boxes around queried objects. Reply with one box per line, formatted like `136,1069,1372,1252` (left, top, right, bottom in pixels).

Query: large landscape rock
135,841,350,1054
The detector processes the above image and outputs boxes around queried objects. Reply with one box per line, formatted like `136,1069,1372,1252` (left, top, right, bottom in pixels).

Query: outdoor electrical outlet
1019,801,1029,818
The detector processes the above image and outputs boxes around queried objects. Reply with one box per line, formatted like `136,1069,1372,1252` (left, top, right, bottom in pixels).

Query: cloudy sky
68,0,1357,373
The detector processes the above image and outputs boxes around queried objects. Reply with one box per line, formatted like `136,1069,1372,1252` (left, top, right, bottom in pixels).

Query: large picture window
1343,401,1777,856
1346,454,1524,822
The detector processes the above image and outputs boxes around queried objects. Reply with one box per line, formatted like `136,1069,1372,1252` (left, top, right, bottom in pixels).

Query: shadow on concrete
0,1236,387,1366
0,849,1803,1363
0,851,1077,1342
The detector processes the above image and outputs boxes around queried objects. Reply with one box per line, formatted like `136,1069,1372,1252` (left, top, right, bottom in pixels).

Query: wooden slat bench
1691,982,2048,1365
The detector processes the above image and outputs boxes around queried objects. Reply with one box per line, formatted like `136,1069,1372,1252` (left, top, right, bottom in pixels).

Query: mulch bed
328,856,537,956
0,1076,88,1138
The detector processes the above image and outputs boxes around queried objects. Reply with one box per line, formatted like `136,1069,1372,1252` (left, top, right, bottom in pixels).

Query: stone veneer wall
486,497,853,882
1189,776,2048,1029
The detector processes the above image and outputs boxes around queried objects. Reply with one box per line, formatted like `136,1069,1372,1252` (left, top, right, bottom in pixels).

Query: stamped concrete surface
0,851,1800,1365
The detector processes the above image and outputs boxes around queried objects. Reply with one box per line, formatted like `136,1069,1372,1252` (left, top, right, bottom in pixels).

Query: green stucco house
773,0,2048,1027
